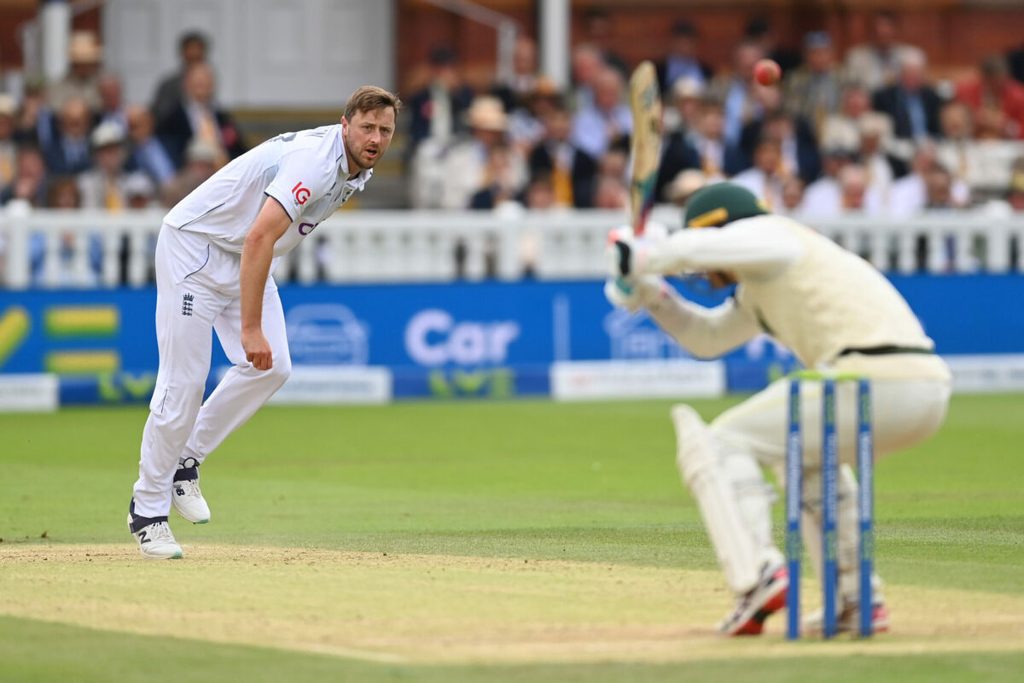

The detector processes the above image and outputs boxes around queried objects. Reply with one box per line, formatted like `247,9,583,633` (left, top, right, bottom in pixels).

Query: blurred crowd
0,30,246,283
407,11,1024,219
0,30,244,217
4,12,1024,284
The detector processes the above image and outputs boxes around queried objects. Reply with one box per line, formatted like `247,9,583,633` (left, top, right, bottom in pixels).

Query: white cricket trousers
691,357,951,596
132,225,291,517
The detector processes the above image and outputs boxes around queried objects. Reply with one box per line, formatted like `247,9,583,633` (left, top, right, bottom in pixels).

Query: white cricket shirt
164,124,372,256
645,214,948,379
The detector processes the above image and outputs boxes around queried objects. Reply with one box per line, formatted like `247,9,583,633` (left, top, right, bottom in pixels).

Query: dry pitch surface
3,542,1022,664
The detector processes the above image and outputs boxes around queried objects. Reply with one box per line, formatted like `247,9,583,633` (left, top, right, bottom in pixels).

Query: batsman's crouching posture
606,183,951,636
128,86,401,559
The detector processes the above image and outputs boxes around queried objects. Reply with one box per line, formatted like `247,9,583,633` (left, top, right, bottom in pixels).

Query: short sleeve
264,148,333,222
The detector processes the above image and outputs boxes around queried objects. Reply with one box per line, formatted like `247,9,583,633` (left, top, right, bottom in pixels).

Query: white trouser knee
183,356,292,464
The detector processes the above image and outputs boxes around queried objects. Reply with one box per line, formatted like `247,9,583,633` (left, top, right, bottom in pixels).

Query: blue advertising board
2,274,1023,403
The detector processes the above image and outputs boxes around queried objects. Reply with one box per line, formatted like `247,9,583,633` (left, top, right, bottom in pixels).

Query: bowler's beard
343,135,380,174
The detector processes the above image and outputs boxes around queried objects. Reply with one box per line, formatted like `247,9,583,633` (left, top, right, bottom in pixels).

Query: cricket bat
627,60,663,237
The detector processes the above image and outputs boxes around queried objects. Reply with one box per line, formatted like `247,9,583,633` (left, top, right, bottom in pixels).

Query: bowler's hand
242,327,273,371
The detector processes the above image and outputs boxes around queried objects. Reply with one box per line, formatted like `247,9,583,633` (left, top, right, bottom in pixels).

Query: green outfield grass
1,394,1023,681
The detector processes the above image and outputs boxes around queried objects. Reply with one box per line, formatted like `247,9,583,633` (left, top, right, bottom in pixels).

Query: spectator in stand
42,175,88,286
13,80,57,148
800,145,856,217
95,72,128,133
1008,42,1024,86
806,160,882,217
889,143,968,217
124,172,157,209
522,174,556,210
0,143,48,206
783,31,844,134
43,97,93,175
151,31,209,125
437,96,527,210
656,20,712,94
1005,165,1024,212
731,136,786,209
924,163,962,210
407,47,475,158
123,105,176,190
156,62,245,169
744,16,802,75
956,55,1024,140
160,138,220,207
528,104,597,208
570,67,632,161
469,143,521,210
664,168,707,208
597,141,630,185
740,88,821,184
657,97,744,201
492,35,540,112
48,31,103,111
837,164,880,214
778,175,806,215
709,40,765,148
570,44,605,111
858,112,898,204
593,174,629,209
581,8,629,77
872,48,945,144
820,83,874,159
665,77,705,136
845,11,916,92
936,101,982,195
0,95,17,190
517,175,558,277
78,122,132,211
506,77,562,155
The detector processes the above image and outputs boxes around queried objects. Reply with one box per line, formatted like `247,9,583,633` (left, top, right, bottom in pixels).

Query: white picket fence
1,200,1022,289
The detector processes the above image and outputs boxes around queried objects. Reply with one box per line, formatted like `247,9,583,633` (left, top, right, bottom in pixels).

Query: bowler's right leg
129,228,220,559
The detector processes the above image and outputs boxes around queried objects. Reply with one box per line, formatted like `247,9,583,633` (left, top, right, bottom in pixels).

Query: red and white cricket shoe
718,562,789,636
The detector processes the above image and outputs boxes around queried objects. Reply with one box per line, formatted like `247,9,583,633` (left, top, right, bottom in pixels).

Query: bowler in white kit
128,86,401,559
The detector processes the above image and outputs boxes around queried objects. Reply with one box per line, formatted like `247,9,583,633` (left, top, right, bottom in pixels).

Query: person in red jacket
956,55,1024,139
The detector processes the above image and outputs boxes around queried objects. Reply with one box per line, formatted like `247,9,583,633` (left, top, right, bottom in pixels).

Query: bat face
628,61,663,236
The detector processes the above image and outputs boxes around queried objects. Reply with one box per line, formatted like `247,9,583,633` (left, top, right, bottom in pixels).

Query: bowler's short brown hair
344,86,402,120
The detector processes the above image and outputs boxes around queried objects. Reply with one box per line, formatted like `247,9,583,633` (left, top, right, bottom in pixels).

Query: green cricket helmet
682,182,769,229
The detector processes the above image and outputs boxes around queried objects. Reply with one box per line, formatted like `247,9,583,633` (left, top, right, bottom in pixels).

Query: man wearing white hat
78,121,132,211
48,31,104,111
436,96,527,210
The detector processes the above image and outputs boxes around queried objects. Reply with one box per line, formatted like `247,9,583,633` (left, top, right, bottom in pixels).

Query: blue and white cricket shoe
127,499,183,560
172,457,211,524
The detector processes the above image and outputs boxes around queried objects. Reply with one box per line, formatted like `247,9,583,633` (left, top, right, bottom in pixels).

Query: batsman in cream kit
127,86,401,559
607,182,952,636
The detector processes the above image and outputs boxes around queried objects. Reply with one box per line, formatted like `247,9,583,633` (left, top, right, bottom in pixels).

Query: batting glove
604,274,666,313
606,227,651,279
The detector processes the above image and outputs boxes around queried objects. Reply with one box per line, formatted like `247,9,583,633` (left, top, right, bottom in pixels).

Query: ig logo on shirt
292,181,311,205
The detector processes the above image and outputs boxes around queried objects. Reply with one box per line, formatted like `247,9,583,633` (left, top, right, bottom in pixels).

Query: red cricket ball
753,59,782,87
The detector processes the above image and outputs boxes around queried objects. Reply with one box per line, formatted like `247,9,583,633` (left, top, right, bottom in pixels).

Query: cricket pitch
2,542,1022,664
